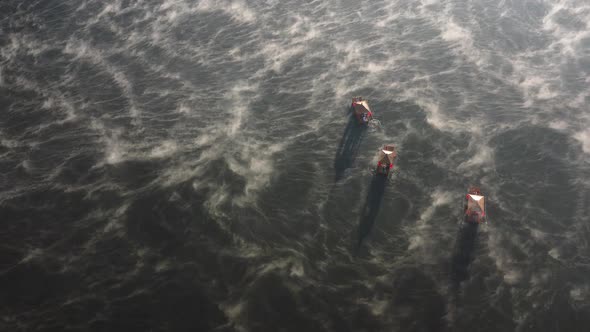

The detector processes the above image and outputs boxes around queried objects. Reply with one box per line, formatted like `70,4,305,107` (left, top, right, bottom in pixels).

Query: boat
464,187,486,223
376,144,396,176
351,97,373,125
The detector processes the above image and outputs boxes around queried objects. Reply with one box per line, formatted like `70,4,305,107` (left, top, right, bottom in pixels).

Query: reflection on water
357,175,388,249
450,222,479,292
334,112,367,182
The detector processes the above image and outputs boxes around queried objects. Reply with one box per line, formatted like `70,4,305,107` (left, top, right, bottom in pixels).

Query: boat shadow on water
333,113,367,182
450,221,479,293
355,174,388,250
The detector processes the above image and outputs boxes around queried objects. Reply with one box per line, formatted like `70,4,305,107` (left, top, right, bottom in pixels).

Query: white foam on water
548,120,569,131
153,80,285,214
363,57,398,74
530,270,551,288
569,87,590,108
256,254,306,279
0,136,20,149
223,81,256,136
422,190,453,221
490,0,586,114
204,185,231,215
258,41,305,73
408,190,453,252
102,212,124,236
487,231,523,285
440,20,471,43
287,14,316,38
112,71,139,118
548,247,560,260
289,261,305,278
458,144,494,171
47,96,78,122
529,228,548,241
421,0,440,6
20,248,43,263
367,298,389,317
10,75,80,124
64,40,141,121
417,99,452,131
90,1,124,24
220,299,249,332
518,74,559,107
434,11,488,69
154,260,172,272
105,139,125,164
4,3,589,330
417,0,585,118
223,300,245,321
503,269,523,285
331,77,357,102
90,120,128,165
574,129,590,154
542,0,590,56
226,141,285,205
1,33,51,60
176,102,192,114
21,160,32,172
195,0,256,23
570,285,589,302
332,40,363,72
374,2,403,28
149,140,178,158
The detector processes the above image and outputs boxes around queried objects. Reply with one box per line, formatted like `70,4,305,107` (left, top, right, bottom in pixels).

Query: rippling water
1,0,589,331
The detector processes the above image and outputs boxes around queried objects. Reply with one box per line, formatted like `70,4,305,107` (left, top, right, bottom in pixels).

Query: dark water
1,0,590,331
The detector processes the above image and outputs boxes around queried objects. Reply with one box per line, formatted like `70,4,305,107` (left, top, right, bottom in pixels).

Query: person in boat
464,187,486,223
377,144,396,175
352,97,373,125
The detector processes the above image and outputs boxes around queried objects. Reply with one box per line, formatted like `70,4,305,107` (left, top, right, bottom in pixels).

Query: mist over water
1,0,589,331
